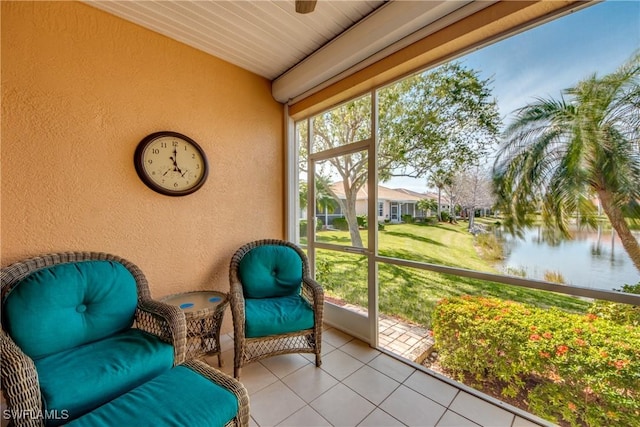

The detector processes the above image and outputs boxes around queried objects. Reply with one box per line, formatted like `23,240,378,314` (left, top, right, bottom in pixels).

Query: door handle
343,246,368,255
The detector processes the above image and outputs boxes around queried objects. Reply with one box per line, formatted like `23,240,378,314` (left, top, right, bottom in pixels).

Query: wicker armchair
229,239,324,379
1,252,249,427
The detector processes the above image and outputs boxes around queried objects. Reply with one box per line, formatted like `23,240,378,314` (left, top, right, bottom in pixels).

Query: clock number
173,141,179,147
174,182,179,188
160,142,167,148
147,159,153,164
152,148,160,154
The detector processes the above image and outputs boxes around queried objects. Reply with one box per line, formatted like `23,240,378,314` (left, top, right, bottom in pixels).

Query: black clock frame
134,131,209,197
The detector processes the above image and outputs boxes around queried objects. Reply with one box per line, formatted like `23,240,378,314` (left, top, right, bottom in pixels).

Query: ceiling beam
273,0,479,103
287,0,587,119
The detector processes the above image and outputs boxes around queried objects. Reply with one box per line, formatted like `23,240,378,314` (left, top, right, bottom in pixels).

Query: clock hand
169,154,183,174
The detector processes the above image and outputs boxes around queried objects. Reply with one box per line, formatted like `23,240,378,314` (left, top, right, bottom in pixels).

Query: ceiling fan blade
296,0,317,14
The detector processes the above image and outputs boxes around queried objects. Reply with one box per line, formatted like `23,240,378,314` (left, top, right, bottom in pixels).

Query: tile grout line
220,328,550,427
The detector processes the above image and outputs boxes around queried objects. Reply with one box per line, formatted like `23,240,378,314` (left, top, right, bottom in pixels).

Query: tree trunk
468,208,475,231
437,188,442,222
344,204,363,247
324,206,328,229
597,190,640,274
343,187,364,248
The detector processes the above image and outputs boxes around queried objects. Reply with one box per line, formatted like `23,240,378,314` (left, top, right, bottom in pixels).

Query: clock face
134,132,209,196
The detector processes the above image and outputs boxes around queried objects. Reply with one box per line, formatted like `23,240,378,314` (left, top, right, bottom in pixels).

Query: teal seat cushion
3,260,138,359
35,329,174,426
65,365,239,427
245,294,314,338
238,245,303,298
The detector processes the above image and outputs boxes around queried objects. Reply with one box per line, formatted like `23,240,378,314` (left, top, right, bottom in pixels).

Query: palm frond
494,51,640,250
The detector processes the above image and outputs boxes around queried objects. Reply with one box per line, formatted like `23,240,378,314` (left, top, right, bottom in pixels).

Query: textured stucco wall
0,1,284,329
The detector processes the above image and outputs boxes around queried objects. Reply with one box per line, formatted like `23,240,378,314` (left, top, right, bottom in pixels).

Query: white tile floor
207,327,554,427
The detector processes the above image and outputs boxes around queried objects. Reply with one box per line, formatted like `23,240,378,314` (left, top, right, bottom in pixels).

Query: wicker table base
160,290,229,366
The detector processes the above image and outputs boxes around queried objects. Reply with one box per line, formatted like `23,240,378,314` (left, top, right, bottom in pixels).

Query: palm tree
429,169,453,222
299,177,339,230
315,176,339,229
417,198,438,218
494,52,640,273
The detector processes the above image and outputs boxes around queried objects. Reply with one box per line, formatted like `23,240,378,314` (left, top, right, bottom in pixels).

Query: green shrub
378,222,385,231
299,218,324,235
432,296,640,426
440,211,451,222
588,282,640,326
357,215,367,229
421,217,438,225
332,217,349,231
401,214,414,223
315,257,332,288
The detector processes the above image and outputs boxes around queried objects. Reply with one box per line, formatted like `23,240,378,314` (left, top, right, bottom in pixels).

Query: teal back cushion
238,245,303,298
3,261,139,359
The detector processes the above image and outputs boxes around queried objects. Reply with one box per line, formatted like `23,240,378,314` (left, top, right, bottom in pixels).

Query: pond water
499,226,640,291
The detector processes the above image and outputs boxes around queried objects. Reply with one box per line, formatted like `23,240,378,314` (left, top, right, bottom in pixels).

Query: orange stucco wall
1,1,284,324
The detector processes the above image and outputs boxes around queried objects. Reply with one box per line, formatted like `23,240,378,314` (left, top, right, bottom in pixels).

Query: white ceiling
85,0,385,80
83,1,491,102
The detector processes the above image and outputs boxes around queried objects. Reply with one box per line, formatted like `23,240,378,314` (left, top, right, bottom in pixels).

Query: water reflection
497,224,640,290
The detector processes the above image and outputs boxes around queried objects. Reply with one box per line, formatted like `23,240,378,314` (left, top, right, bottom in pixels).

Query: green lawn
313,222,589,327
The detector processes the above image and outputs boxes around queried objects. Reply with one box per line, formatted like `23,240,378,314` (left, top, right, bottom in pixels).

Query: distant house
321,182,448,223
394,188,451,218
375,185,423,222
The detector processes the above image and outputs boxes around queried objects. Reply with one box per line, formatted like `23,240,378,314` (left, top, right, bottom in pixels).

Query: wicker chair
1,251,249,427
229,240,324,379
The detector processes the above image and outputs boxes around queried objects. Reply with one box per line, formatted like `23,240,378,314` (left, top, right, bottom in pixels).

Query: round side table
160,290,229,366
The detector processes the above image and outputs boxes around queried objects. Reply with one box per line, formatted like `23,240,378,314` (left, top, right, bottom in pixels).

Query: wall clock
134,131,209,197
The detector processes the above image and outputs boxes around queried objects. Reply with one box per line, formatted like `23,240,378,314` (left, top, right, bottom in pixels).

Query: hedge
432,296,640,426
332,217,349,231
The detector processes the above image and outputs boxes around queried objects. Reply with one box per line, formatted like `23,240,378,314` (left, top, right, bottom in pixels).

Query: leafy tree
311,97,371,246
494,52,640,273
312,62,501,246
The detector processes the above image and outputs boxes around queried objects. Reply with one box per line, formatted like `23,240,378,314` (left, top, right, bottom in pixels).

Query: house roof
329,182,426,203
326,182,454,204
394,188,449,203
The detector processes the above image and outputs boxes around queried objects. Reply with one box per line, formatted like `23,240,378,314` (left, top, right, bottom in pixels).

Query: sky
386,0,640,192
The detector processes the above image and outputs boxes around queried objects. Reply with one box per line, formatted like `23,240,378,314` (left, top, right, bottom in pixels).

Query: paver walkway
329,299,434,363
378,314,434,363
